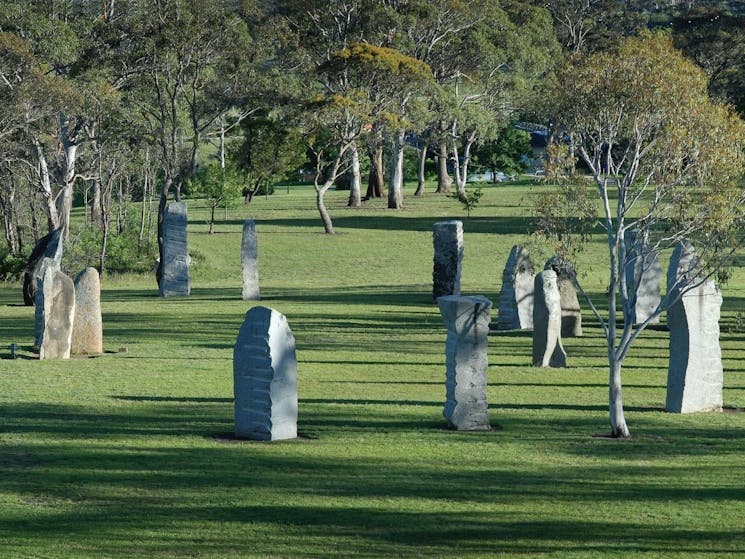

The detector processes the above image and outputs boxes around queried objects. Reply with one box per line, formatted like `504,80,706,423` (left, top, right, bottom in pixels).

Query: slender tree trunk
414,142,428,196
209,205,216,234
365,137,385,199
388,130,405,209
609,357,630,437
347,142,362,207
435,137,452,193
156,175,173,287
32,137,60,232
58,115,80,241
316,186,334,234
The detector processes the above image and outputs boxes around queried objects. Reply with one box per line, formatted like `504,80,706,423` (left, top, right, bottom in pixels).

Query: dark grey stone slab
159,202,191,297
432,220,463,301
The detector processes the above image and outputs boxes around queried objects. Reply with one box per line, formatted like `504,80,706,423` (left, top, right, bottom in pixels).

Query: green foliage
473,127,532,175
0,246,26,280
65,223,157,275
451,187,483,217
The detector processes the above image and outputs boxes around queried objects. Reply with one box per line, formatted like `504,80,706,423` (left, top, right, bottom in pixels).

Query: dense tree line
0,0,744,277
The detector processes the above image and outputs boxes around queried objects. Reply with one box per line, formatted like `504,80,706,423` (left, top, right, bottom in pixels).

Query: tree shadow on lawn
233,214,536,235
2,401,745,555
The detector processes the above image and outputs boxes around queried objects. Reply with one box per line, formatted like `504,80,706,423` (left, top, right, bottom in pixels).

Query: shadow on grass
238,214,537,235
2,401,745,555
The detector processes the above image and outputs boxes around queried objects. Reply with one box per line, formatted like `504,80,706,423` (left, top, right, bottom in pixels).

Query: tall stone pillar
71,267,103,355
544,257,582,337
241,219,260,301
432,220,463,301
438,295,492,431
665,242,722,413
532,270,566,367
159,201,191,297
624,230,661,324
37,264,76,360
497,245,534,330
234,306,298,441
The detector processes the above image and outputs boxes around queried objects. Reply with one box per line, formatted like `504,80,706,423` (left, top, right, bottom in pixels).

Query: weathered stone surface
624,230,661,324
71,267,103,355
37,265,75,360
497,245,534,330
665,241,722,413
532,270,566,367
432,220,463,301
234,306,298,441
438,295,492,430
241,220,260,301
544,257,582,337
23,228,63,306
159,202,191,297
666,240,699,294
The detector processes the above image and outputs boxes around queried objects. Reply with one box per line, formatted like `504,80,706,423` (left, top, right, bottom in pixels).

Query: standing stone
159,202,191,297
624,230,661,324
666,240,699,294
37,265,76,360
497,245,534,330
234,306,298,441
544,257,582,337
23,228,63,306
71,267,103,355
532,270,566,367
432,220,463,301
241,219,260,301
437,295,492,431
665,242,722,413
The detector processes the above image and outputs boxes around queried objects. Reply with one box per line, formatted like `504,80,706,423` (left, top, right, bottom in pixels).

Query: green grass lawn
1,182,744,558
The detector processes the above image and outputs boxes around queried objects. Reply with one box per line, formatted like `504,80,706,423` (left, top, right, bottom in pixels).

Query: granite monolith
624,230,661,324
159,201,191,297
532,270,566,367
23,228,63,306
438,295,492,430
71,267,103,355
241,219,260,301
432,220,463,301
497,245,534,330
234,306,298,441
37,265,76,360
544,257,582,337
665,243,723,413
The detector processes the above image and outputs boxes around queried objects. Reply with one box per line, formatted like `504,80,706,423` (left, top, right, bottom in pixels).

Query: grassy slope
1,182,744,558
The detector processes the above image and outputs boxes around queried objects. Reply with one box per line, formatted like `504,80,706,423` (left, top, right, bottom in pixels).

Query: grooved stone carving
71,267,103,355
241,220,260,301
544,257,582,337
37,264,75,360
432,221,463,301
532,270,566,367
234,306,298,441
497,245,534,330
438,295,492,430
24,228,63,306
624,230,661,324
665,243,722,413
159,202,191,297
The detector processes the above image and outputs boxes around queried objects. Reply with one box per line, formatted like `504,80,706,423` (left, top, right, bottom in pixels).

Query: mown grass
1,181,745,558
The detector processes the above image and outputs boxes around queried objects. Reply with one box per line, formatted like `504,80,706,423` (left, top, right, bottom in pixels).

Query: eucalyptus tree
540,32,745,438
